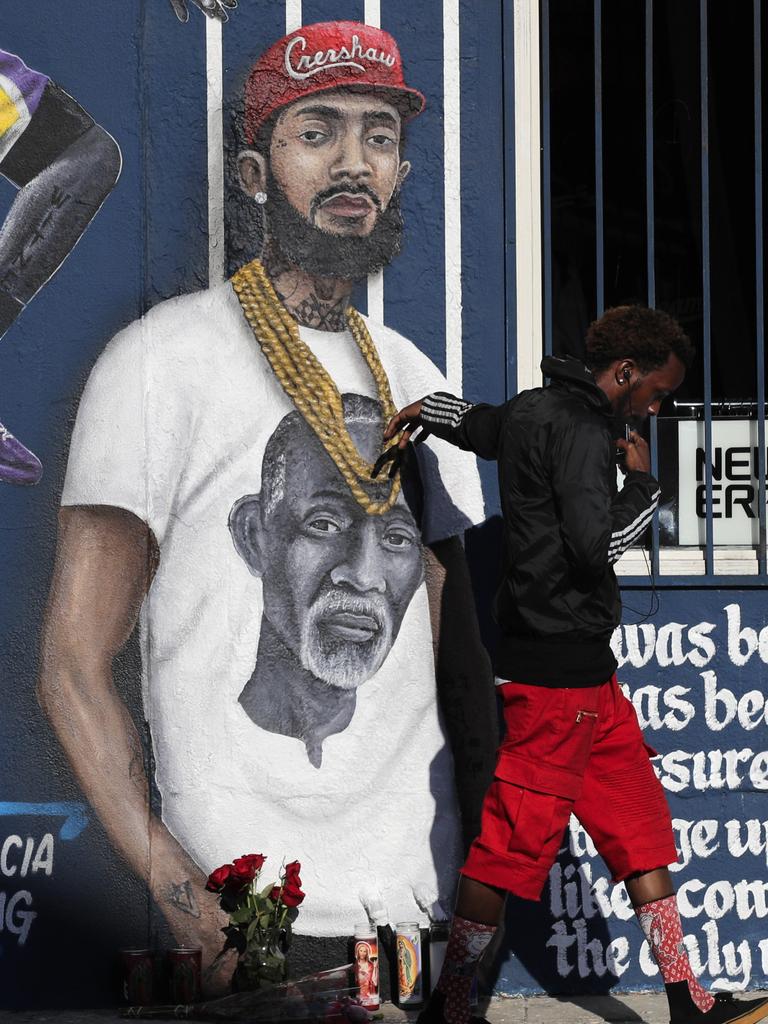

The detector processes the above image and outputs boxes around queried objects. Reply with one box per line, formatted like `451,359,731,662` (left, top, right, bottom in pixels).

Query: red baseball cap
244,21,426,144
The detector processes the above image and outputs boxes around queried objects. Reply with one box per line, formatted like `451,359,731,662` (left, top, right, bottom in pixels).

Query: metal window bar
503,0,517,397
700,0,715,577
594,0,604,317
674,399,768,414
646,0,660,577
755,0,767,576
541,0,553,357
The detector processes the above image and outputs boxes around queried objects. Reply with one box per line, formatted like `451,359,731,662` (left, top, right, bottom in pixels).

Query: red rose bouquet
206,853,306,991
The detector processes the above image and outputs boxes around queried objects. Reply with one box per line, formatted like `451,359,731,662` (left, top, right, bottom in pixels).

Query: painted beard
296,586,394,689
264,173,404,281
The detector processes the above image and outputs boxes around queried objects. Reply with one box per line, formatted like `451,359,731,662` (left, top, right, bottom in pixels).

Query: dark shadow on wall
464,515,503,666
0,620,152,1010
418,444,497,862
0,363,151,1008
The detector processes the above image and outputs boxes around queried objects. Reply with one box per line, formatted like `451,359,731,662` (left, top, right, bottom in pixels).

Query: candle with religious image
353,923,380,1010
120,948,154,1004
168,947,201,1003
395,922,423,1007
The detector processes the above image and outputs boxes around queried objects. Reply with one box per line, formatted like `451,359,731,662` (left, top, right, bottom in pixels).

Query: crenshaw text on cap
244,21,426,144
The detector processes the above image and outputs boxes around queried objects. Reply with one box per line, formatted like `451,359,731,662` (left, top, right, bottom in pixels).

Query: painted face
258,418,424,689
268,90,406,239
618,353,686,426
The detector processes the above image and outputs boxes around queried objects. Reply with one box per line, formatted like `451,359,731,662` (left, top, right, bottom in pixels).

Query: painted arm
37,506,232,995
425,537,497,852
0,83,122,338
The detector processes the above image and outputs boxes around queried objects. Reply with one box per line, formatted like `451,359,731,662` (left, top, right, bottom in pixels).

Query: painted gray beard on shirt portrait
229,394,426,768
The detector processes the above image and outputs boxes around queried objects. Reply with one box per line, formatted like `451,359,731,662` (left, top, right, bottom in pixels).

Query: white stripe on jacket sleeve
608,489,660,563
421,392,474,430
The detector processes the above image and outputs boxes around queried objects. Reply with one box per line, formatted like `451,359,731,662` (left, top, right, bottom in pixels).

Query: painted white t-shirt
62,281,485,936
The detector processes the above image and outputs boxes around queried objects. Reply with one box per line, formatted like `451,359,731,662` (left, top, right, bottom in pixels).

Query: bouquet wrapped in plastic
121,964,375,1022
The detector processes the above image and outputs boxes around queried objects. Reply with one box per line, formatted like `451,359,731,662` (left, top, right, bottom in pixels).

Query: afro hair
585,305,695,374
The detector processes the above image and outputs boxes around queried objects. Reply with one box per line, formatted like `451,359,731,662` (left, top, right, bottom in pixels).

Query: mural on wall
37,18,494,993
0,48,120,486
0,803,89,950
168,0,238,24
2,1,767,1010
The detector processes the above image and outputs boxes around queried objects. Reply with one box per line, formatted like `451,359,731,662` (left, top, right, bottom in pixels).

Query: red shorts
461,675,677,901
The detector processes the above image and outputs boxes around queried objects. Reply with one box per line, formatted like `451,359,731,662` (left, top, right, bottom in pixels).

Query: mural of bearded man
38,21,495,994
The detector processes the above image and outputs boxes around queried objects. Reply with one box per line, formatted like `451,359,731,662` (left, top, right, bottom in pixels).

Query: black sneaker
667,982,768,1024
416,989,490,1024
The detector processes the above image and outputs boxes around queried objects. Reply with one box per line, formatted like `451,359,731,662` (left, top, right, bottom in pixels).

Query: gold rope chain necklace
232,258,402,515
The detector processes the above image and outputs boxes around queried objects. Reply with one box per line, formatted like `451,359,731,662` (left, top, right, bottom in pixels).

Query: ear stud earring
253,192,268,205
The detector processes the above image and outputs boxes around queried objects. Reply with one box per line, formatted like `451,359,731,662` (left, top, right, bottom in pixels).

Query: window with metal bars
539,0,767,582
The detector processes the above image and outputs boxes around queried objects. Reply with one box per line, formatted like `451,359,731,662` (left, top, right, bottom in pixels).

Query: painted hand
168,0,238,23
175,902,236,998
201,940,238,999
159,870,235,996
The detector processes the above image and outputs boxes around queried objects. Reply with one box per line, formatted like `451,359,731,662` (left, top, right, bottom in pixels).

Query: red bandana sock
635,895,715,1013
435,915,497,1024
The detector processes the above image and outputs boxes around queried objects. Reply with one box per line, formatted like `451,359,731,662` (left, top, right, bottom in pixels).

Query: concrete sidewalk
0,991,679,1023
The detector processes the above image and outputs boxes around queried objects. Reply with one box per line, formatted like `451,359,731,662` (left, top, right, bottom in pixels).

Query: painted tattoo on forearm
166,880,201,919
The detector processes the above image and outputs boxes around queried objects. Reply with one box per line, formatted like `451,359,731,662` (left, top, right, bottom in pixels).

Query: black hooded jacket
420,356,660,687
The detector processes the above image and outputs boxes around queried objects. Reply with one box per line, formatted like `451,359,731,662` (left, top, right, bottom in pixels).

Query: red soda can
120,948,154,1004
168,947,202,1004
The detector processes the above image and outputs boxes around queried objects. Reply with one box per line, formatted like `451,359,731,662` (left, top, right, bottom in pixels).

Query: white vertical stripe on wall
206,17,225,284
514,0,542,393
286,0,302,34
366,1,385,322
365,0,382,25
443,0,463,393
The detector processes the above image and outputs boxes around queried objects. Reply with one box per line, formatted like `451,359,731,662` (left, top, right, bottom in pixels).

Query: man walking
383,305,768,1024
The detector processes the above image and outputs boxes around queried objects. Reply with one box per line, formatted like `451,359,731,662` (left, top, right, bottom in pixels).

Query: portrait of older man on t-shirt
230,395,426,768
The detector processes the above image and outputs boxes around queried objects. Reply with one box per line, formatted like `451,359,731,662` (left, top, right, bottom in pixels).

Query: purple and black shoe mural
0,49,121,493
0,421,42,485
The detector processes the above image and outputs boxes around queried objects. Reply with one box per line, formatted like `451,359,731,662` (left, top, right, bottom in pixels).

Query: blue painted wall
0,5,148,1008
0,0,506,1008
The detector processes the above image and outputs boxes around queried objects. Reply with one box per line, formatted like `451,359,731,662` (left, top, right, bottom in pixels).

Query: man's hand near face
616,430,651,475
169,0,237,23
